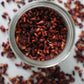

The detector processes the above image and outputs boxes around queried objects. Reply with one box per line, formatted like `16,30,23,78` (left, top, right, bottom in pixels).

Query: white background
0,0,84,84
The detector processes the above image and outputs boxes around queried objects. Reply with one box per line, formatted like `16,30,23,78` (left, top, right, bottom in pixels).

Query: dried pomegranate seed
6,0,11,3
0,26,6,32
13,9,17,12
3,12,8,16
15,62,22,67
1,1,5,7
75,66,80,70
17,4,21,8
2,15,6,19
72,71,75,76
78,70,82,77
1,41,16,58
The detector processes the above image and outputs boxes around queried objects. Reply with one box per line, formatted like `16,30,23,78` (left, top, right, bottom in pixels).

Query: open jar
9,1,75,68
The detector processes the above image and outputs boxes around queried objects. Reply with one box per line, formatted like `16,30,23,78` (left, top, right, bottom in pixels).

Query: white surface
0,0,84,84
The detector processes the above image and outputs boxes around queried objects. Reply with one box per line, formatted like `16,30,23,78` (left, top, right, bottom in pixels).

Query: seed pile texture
15,7,67,61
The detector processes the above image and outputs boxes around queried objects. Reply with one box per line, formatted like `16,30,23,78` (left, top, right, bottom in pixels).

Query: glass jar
9,1,75,68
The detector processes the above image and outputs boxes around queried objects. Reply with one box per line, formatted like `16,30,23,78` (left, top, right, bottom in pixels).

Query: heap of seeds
9,65,75,84
0,63,8,84
15,7,67,61
74,31,84,63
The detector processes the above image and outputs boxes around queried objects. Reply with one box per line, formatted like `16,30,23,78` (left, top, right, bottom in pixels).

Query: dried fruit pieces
15,7,67,61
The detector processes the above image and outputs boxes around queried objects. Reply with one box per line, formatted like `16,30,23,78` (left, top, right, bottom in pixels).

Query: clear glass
9,1,75,68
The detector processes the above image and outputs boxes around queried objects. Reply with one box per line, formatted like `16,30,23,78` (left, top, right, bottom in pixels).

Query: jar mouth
9,1,75,68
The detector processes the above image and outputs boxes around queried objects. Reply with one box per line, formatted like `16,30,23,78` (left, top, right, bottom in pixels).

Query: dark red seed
2,42,7,47
17,4,21,8
82,78,84,81
2,15,6,19
8,17,11,22
75,66,80,70
1,52,4,56
13,9,17,12
15,62,22,66
6,0,11,3
79,23,83,28
3,12,8,16
1,1,5,7
72,71,75,76
0,26,6,32
78,70,82,77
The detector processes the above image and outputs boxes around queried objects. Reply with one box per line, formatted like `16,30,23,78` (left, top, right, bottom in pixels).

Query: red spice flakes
74,31,84,63
13,9,17,12
0,26,6,32
15,7,67,61
0,63,8,76
59,0,84,28
9,65,75,84
31,65,75,84
1,1,5,7
1,41,16,58
23,63,33,70
15,62,23,67
15,62,33,70
9,76,27,84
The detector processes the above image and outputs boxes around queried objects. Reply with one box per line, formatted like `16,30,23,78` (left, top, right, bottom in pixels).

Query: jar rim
9,1,75,68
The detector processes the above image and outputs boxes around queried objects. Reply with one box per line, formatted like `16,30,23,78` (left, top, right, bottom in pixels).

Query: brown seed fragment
16,0,21,3
75,66,80,70
78,70,82,77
